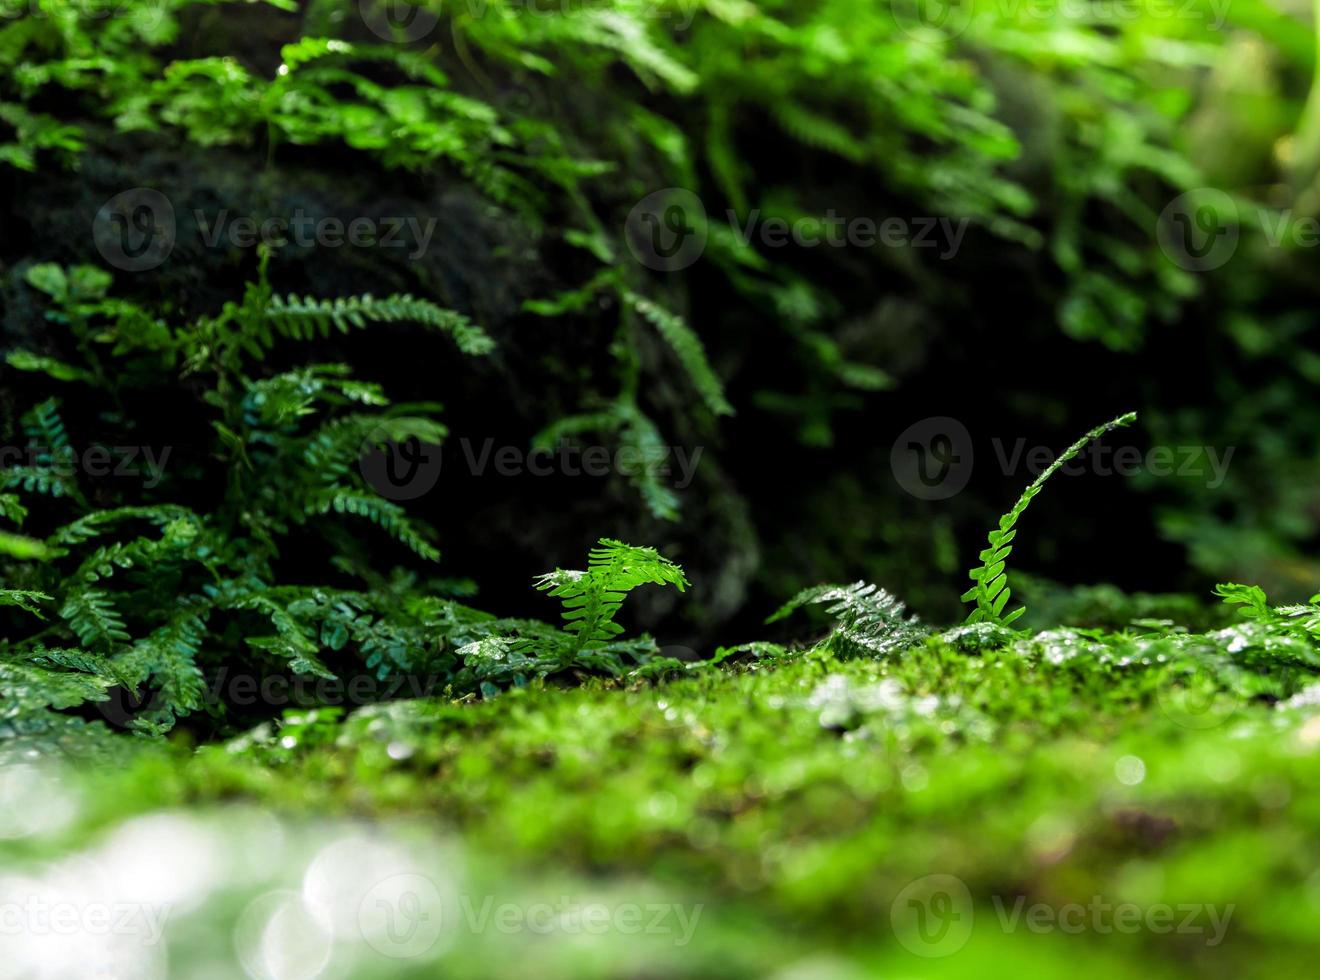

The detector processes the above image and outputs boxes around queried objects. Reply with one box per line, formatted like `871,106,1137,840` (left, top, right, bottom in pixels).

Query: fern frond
263,293,494,355
962,411,1137,627
768,581,927,656
1213,583,1272,620
0,662,111,712
301,489,440,562
60,589,131,649
0,590,52,619
624,290,734,416
1,466,78,500
113,613,209,729
222,591,335,680
6,350,96,384
0,494,28,526
618,405,682,521
21,397,73,462
294,412,448,499
535,537,687,657
47,505,196,549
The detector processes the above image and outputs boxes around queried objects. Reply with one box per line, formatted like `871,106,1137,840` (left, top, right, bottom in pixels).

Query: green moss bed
5,614,1320,978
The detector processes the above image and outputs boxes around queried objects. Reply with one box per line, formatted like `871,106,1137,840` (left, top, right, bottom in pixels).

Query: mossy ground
5,616,1320,978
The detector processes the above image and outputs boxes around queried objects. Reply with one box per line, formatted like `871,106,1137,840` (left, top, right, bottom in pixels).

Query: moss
6,620,1319,976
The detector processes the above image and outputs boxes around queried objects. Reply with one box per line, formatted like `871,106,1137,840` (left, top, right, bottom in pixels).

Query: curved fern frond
535,537,687,657
263,293,494,355
47,505,196,549
301,489,440,562
962,411,1137,627
624,290,734,417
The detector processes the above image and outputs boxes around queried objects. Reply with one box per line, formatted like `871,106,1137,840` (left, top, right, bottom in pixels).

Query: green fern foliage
1215,583,1320,647
624,290,734,417
263,294,494,355
535,538,688,660
962,412,1138,627
60,589,131,649
0,259,501,736
768,581,927,656
0,589,51,619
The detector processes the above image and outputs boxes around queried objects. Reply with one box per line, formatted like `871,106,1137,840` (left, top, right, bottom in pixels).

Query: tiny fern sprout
962,411,1138,628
